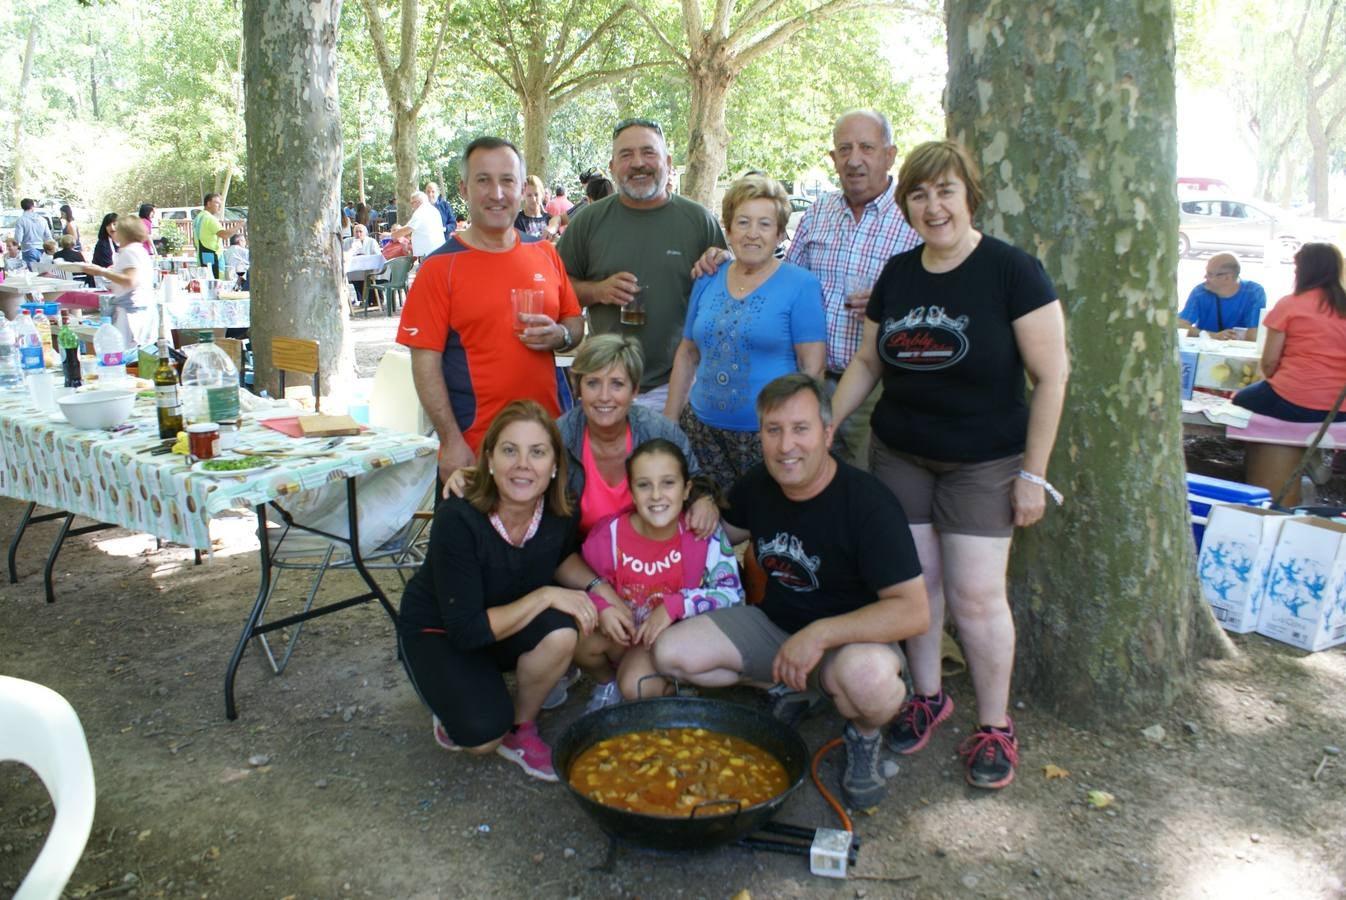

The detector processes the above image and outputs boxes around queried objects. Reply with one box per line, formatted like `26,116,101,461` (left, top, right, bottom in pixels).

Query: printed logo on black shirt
756,532,821,592
878,305,970,371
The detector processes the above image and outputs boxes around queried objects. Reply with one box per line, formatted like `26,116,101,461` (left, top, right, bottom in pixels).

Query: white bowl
57,390,137,429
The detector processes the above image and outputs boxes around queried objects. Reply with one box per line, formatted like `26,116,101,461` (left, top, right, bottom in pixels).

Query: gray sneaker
584,680,623,714
541,666,581,711
768,683,828,725
841,722,887,809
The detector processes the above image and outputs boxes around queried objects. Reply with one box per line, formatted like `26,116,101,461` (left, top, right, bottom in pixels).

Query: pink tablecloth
1227,415,1346,448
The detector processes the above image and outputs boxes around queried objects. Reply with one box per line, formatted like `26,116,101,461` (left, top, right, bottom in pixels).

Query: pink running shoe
432,716,461,751
496,721,558,782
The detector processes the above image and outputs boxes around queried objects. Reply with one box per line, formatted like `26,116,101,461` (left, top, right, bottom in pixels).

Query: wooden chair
273,337,320,411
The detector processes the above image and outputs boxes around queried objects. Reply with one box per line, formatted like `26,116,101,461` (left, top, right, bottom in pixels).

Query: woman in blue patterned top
663,175,826,493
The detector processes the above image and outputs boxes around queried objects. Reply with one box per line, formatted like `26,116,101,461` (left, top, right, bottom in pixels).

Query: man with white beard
559,118,725,411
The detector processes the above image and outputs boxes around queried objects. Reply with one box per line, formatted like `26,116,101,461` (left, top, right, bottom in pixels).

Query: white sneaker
584,680,622,714
541,666,581,711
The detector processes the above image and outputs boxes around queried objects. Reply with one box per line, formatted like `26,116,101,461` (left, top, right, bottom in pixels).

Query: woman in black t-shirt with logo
830,141,1069,791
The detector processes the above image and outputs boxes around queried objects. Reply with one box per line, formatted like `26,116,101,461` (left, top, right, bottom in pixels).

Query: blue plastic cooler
1187,473,1272,548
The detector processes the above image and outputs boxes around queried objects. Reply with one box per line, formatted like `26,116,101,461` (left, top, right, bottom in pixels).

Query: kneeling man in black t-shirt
653,373,929,808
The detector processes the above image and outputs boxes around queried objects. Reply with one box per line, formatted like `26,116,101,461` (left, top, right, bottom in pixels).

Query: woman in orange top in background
1233,242,1346,504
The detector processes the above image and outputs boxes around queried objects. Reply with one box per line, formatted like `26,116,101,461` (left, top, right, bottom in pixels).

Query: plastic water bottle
180,331,240,427
93,316,127,387
0,316,23,388
14,312,53,410
31,308,51,357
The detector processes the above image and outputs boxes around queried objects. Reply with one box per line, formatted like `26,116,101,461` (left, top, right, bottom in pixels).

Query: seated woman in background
3,237,25,272
397,400,619,782
664,174,826,493
1233,242,1346,505
53,234,84,264
515,175,551,239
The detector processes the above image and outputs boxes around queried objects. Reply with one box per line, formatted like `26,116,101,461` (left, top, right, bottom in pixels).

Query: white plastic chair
0,675,96,900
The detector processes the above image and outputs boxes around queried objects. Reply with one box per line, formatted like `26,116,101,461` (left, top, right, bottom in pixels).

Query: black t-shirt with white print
725,462,921,634
865,234,1057,462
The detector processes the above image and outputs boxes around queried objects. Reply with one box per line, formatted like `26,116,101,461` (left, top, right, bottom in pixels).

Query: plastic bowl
57,390,137,430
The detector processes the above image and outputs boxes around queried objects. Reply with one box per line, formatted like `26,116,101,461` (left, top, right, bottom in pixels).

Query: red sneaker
432,716,461,751
958,721,1019,790
885,691,955,755
496,721,558,782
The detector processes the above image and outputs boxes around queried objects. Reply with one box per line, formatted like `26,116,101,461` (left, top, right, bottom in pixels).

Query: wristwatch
556,324,574,351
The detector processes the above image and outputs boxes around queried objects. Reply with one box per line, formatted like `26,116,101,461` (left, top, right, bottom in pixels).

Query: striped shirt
786,179,921,372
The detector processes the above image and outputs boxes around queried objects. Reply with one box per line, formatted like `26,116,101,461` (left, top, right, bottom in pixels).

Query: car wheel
1177,233,1190,257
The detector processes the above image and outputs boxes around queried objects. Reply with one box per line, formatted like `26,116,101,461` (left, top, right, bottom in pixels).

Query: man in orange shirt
398,137,584,482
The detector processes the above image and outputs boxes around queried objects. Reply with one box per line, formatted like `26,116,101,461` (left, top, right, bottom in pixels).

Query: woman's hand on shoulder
441,467,471,500
547,587,598,635
686,495,720,540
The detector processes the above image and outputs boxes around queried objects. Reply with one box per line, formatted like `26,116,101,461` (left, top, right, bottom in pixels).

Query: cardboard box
1197,505,1288,633
1256,518,1346,652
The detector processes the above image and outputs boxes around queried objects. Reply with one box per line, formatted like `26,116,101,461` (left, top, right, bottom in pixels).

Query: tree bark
945,0,1232,723
11,14,38,204
522,92,555,182
682,65,733,206
244,0,351,397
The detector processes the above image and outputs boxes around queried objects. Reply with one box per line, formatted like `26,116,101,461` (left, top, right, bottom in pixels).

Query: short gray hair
834,109,893,147
572,334,645,392
410,190,428,204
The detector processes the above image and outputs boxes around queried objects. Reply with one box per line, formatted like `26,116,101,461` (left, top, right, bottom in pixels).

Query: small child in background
223,233,250,290
576,438,743,711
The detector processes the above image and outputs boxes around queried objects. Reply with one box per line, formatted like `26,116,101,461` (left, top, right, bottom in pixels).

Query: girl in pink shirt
576,439,742,710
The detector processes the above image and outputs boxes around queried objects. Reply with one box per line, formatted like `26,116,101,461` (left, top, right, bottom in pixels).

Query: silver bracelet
1017,470,1064,505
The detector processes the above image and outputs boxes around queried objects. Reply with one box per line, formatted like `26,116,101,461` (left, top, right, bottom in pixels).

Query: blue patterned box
1196,505,1288,633
1179,350,1198,401
1256,518,1346,652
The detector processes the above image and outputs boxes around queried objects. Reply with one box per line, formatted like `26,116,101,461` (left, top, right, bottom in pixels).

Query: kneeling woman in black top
398,400,607,782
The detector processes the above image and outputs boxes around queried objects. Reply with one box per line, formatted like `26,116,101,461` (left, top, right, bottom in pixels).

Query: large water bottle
13,312,54,410
93,316,128,387
0,315,24,388
180,331,240,427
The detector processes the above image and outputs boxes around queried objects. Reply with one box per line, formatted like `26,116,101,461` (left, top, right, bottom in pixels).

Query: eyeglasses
1205,270,1234,279
612,118,664,139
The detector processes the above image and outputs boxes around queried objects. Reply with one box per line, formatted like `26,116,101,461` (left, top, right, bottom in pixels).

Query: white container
1197,505,1289,633
93,317,127,387
13,313,54,410
1256,518,1346,652
0,315,22,388
180,333,239,426
57,390,136,430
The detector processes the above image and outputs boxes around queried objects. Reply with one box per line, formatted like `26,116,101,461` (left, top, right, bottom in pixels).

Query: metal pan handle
635,672,683,700
689,798,743,820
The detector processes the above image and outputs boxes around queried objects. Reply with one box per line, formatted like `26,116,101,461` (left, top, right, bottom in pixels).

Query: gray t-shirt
559,193,725,389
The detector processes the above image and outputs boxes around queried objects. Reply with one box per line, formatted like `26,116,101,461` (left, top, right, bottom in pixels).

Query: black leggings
398,609,576,747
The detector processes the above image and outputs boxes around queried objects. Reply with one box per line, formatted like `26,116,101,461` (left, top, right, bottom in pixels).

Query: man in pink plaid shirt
694,110,920,466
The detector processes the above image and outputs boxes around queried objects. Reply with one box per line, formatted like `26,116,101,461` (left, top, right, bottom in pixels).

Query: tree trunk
945,0,1231,722
1304,78,1331,217
392,108,418,224
243,0,351,398
217,171,234,205
522,93,554,183
11,14,38,204
682,66,734,206
89,27,99,120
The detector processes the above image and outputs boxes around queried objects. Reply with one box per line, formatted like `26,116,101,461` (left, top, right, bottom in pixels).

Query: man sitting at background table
343,223,383,306
1178,253,1266,339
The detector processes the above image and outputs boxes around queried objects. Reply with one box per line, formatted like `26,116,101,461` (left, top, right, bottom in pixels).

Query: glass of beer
620,282,646,326
511,288,543,335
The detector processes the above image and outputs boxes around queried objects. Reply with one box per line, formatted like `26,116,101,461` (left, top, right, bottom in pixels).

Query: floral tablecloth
165,296,251,329
0,389,438,550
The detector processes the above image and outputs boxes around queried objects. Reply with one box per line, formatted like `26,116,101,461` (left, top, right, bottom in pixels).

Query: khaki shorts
704,605,906,688
870,439,1021,538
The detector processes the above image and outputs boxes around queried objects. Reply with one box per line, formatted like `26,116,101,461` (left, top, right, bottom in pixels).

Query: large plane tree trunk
944,0,1232,722
244,0,350,396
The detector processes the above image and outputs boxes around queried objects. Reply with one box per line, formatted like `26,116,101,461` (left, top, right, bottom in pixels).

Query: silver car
1178,196,1331,260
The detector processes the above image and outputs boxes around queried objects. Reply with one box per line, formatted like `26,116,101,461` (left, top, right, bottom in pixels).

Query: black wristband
584,576,606,593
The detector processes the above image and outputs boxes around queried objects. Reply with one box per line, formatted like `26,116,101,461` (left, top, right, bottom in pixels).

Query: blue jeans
1232,380,1345,423
20,249,40,267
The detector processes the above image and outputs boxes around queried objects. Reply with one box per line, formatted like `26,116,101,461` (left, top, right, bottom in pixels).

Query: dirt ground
3,330,1345,898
